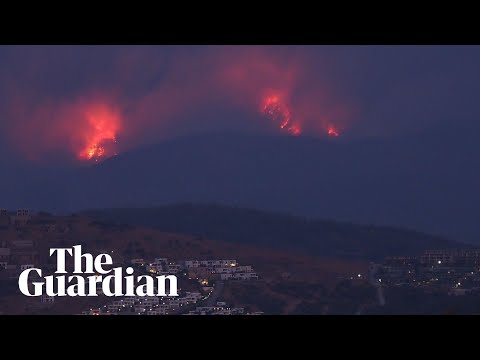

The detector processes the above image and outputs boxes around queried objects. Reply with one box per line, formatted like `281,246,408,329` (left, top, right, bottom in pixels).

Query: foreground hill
0,212,366,314
5,130,480,243
83,204,463,261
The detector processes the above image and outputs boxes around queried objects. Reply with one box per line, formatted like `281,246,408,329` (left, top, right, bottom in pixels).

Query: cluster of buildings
0,209,31,227
134,257,259,281
0,239,37,278
0,209,262,314
79,256,261,315
0,209,73,279
81,290,205,315
182,259,259,281
0,209,38,278
186,301,263,315
0,209,70,233
369,249,480,295
143,258,182,275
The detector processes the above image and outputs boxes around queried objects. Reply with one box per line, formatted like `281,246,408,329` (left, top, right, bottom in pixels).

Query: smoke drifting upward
7,94,122,163
1,46,353,164
77,102,121,162
121,47,352,147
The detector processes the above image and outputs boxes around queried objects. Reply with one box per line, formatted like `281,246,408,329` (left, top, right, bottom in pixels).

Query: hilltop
83,203,463,261
0,212,367,314
3,131,480,243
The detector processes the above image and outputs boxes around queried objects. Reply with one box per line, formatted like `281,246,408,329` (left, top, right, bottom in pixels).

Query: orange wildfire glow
327,126,340,137
77,103,121,162
261,96,301,136
5,48,356,164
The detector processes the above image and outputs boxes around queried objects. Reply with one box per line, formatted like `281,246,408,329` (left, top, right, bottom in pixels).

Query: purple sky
0,45,479,163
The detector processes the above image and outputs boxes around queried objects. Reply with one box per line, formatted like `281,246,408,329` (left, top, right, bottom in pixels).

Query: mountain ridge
3,131,480,243
82,203,466,261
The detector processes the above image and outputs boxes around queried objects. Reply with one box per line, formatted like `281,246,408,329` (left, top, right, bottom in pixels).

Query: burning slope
261,94,344,138
327,125,340,137
7,97,123,163
5,47,352,164
261,95,301,136
78,103,121,162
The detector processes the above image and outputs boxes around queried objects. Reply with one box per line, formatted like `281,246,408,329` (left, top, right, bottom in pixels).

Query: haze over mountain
83,204,462,261
2,123,480,244
1,46,480,245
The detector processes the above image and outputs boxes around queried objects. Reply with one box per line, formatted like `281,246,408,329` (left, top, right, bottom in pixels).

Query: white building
123,297,136,306
196,306,215,313
147,262,164,274
184,260,200,268
184,259,237,268
185,292,202,302
213,309,232,315
169,298,188,307
108,304,122,313
166,264,182,273
148,258,170,273
135,305,146,313
40,295,55,304
16,209,30,217
232,272,258,280
130,258,145,265
216,265,254,274
13,209,30,226
215,267,233,274
84,308,101,316
12,240,34,248
220,260,237,267
146,308,167,315
235,265,253,273
142,297,159,306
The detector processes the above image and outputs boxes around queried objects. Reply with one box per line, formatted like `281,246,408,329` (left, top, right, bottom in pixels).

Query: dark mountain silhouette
3,127,480,243
83,204,464,261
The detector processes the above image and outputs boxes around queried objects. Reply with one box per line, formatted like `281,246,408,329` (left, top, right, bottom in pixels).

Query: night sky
1,45,480,243
1,45,479,162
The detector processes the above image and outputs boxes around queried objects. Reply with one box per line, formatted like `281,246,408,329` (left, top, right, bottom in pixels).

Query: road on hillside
206,281,224,306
